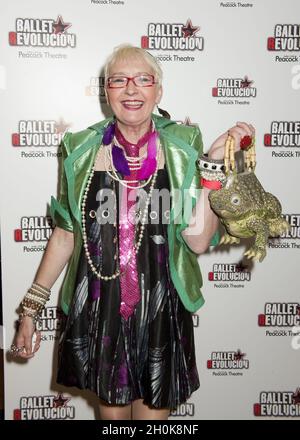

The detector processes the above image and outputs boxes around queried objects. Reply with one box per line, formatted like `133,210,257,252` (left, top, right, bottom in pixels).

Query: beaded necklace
81,123,160,281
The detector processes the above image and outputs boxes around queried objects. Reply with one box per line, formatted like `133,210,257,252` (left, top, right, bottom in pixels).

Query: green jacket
50,114,210,315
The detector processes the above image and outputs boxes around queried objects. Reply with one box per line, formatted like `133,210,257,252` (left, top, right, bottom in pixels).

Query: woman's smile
121,100,144,111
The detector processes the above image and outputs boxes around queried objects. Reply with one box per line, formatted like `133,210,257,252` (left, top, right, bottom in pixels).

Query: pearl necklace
105,138,161,189
81,144,159,281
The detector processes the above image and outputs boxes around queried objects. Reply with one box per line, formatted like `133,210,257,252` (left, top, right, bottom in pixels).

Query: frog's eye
231,195,241,206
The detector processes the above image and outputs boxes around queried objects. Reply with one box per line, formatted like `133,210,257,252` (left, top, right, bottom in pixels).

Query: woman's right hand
12,316,42,359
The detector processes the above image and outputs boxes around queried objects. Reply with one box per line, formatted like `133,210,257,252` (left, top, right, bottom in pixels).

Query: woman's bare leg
99,398,132,420
132,399,170,420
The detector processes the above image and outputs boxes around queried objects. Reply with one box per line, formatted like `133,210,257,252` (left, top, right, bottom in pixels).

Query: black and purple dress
56,165,200,410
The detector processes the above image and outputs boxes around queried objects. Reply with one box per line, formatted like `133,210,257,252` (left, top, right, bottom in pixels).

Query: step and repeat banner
1,0,300,420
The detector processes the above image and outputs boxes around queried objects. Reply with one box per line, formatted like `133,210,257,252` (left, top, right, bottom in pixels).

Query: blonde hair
104,44,163,87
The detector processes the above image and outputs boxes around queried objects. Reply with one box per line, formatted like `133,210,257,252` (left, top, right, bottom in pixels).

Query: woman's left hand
208,121,255,160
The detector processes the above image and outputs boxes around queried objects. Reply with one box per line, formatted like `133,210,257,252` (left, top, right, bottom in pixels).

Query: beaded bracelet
197,155,226,190
19,282,51,325
19,311,41,326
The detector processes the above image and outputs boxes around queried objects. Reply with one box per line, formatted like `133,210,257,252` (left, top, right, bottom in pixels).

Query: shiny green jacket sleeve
175,125,203,252
174,126,219,250
50,132,74,233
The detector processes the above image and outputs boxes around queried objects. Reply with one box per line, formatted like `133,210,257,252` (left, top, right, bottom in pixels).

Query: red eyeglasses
107,74,156,88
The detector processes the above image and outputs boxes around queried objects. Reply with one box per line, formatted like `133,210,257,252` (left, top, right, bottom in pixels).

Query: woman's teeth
122,101,143,109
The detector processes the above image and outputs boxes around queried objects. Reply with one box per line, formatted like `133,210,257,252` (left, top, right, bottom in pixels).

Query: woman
11,44,255,420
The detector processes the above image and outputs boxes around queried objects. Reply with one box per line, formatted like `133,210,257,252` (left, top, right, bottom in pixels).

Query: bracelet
197,155,226,189
19,281,51,325
18,311,41,326
32,282,51,295
200,177,222,190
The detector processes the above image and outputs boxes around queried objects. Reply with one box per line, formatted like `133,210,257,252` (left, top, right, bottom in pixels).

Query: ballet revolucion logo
9,16,76,48
86,76,106,102
264,121,300,148
14,394,75,420
141,19,203,51
254,388,300,417
207,349,249,374
209,263,251,282
264,122,300,159
14,216,53,246
258,303,300,327
212,75,257,99
267,25,300,51
36,306,62,333
209,263,251,291
170,402,195,417
269,214,300,250
280,215,300,239
12,119,69,148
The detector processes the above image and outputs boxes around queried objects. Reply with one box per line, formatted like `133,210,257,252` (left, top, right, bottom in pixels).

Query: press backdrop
1,0,300,420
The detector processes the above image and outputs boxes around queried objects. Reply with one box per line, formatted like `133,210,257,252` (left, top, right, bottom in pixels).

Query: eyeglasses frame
106,74,157,89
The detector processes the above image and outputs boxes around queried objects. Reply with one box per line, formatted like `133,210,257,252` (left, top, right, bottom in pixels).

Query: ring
240,135,253,150
10,344,24,356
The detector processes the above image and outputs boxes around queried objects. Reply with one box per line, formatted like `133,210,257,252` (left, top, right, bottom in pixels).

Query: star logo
55,117,71,135
183,117,197,127
52,16,71,35
182,19,200,38
236,261,248,272
241,75,254,88
53,393,70,408
292,388,300,405
234,349,246,361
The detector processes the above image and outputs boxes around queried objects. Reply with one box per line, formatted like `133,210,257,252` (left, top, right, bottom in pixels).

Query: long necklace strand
81,139,160,280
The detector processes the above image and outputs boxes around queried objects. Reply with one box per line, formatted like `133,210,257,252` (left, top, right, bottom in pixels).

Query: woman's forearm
181,187,219,255
33,226,75,290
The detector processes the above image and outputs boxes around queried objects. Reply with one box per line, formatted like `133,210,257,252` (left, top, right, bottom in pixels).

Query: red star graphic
183,117,197,127
292,388,300,404
55,117,71,135
52,16,71,34
234,349,246,360
53,393,70,408
236,262,248,272
241,75,254,88
182,19,200,38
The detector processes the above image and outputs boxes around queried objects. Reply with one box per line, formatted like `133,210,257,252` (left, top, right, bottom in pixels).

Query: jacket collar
64,114,197,229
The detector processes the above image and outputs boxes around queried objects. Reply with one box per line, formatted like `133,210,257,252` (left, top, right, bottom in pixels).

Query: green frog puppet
199,135,290,262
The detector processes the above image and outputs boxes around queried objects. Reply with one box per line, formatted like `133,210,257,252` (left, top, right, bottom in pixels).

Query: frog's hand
220,232,240,245
244,218,269,262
